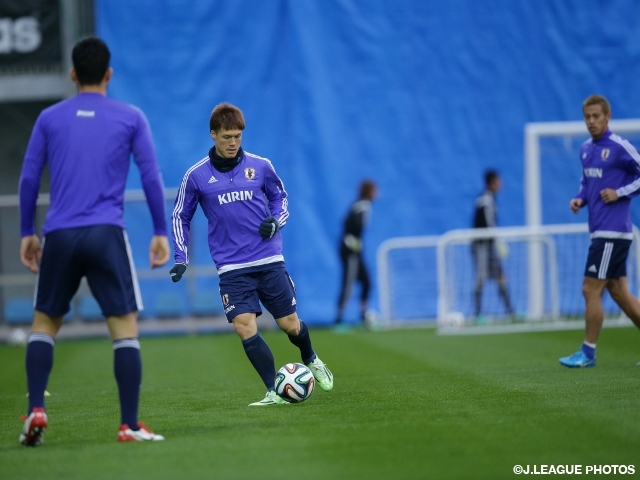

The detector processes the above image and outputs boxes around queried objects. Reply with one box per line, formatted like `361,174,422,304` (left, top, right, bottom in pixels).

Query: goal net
436,224,640,333
377,224,640,333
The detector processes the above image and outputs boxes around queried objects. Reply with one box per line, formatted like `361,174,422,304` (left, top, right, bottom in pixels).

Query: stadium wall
95,0,640,324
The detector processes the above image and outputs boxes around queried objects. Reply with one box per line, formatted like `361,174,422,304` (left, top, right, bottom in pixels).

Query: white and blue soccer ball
8,328,28,346
442,311,465,329
274,363,315,403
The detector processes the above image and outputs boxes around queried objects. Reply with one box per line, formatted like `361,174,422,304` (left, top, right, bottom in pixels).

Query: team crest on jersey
222,294,229,306
601,148,610,160
244,167,256,180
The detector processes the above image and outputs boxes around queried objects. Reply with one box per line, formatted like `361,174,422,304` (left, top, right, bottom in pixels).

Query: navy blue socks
25,332,55,414
581,341,596,359
113,338,141,430
242,333,276,390
287,321,316,365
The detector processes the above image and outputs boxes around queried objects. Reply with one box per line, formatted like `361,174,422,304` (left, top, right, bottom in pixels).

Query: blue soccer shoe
559,350,596,368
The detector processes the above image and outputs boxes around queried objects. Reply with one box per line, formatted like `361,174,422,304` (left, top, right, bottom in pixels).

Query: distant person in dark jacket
336,180,377,327
472,170,514,319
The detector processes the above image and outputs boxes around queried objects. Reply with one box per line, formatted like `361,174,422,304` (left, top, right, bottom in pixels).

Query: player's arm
473,197,493,232
263,161,289,228
351,204,369,238
149,236,170,268
569,198,585,212
20,235,42,274
343,211,364,253
571,172,588,212
259,161,289,239
170,173,199,281
131,110,170,267
611,143,640,201
18,115,47,272
131,110,168,237
484,200,496,228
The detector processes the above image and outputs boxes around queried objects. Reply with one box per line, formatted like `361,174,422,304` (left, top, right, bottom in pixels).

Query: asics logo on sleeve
218,190,254,204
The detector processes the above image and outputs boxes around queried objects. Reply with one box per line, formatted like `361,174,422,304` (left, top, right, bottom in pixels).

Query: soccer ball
8,328,28,346
442,311,465,329
274,363,315,403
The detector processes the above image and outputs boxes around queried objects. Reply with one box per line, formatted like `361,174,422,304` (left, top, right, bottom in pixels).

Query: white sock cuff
113,338,141,350
28,332,55,346
583,341,596,348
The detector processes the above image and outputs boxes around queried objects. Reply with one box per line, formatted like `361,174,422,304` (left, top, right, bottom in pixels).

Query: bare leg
32,310,64,337
606,276,640,329
277,313,315,364
274,312,301,335
582,276,607,344
106,312,138,340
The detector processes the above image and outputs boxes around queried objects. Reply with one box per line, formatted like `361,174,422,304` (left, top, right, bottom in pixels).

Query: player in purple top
18,37,168,445
170,103,334,405
560,95,640,368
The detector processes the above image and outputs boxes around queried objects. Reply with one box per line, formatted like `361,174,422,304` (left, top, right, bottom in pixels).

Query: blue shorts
584,238,631,280
218,265,297,322
36,225,142,317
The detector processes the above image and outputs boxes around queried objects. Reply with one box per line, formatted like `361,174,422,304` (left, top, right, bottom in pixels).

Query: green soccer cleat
307,357,334,391
249,390,288,406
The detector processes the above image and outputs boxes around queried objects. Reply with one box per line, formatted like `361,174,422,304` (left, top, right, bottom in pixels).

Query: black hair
359,180,377,200
72,36,110,86
484,169,499,187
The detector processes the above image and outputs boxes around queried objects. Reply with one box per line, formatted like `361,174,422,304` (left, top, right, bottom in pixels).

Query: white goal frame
377,224,640,328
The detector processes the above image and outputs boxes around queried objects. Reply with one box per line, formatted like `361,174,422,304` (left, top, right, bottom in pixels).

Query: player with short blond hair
560,94,640,367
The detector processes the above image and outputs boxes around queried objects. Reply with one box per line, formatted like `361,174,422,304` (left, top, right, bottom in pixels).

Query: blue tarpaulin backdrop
96,0,640,323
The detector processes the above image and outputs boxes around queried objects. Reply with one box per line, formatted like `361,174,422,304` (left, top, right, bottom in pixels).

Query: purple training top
19,92,167,237
172,151,289,275
575,129,640,240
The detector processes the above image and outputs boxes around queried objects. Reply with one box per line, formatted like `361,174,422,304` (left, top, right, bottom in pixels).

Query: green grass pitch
1,326,639,479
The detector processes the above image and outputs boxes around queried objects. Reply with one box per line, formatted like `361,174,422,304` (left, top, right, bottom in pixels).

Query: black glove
259,216,280,239
169,262,187,282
